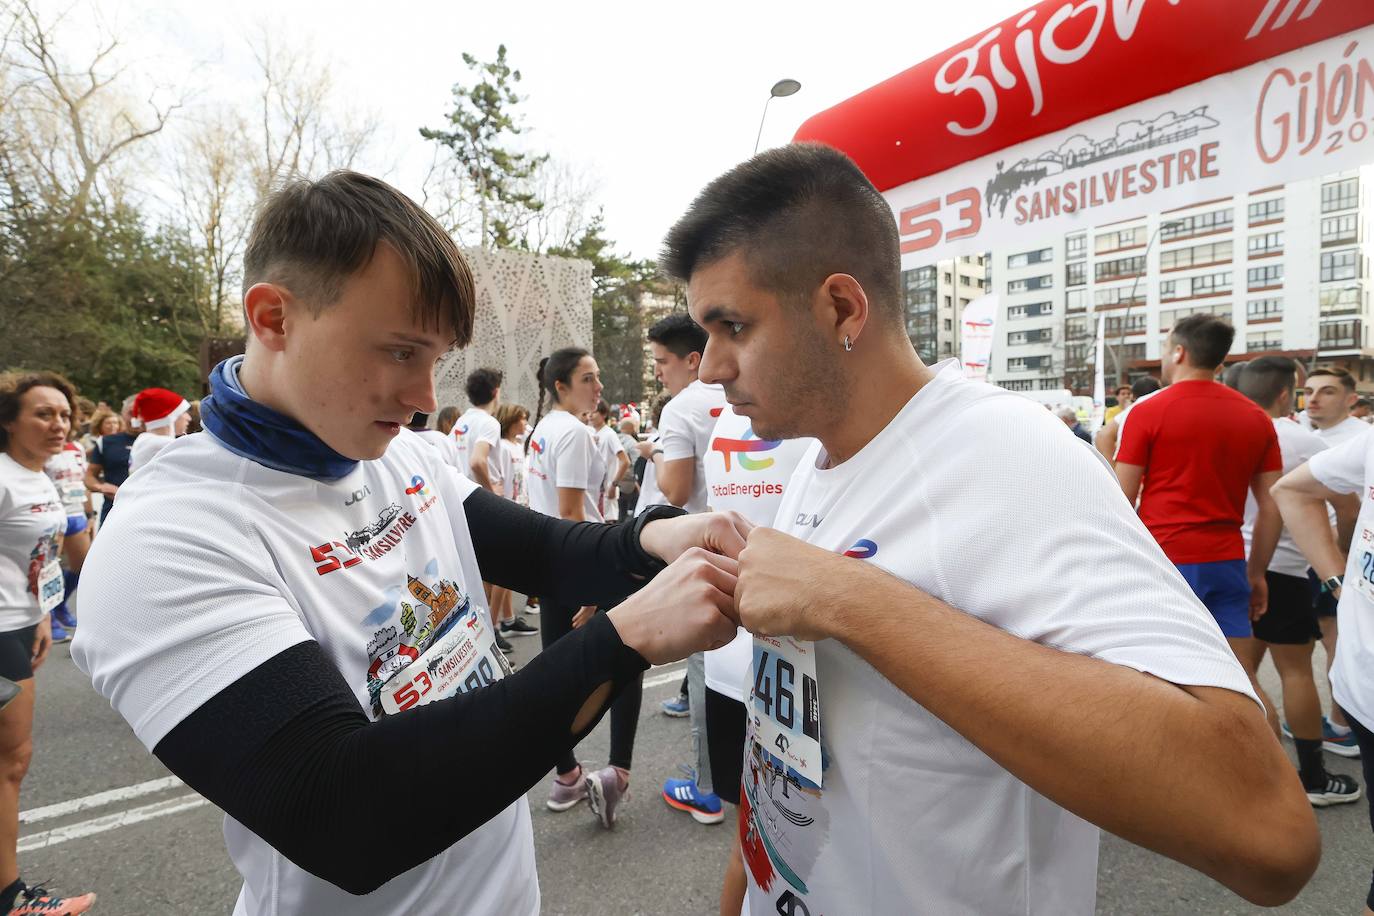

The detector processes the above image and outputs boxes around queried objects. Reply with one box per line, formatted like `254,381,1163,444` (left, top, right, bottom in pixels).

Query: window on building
943,295,952,309
1006,301,1054,319
1321,285,1364,315
1095,286,1145,308
1007,247,1053,269
1119,343,1147,362
1161,271,1232,300
943,318,952,330
943,271,953,284
1038,378,1062,391
1247,232,1284,258
1160,208,1234,241
1002,379,1036,391
1320,319,1362,349
941,340,951,354
1066,289,1089,312
1321,214,1358,246
1322,177,1359,213
1094,226,1146,253
1066,262,1086,287
1095,255,1147,282
1064,342,1090,366
1246,330,1284,352
1007,356,1053,372
1160,240,1233,271
1247,297,1283,320
1247,198,1284,224
1320,248,1360,282
1006,275,1053,294
1162,304,1233,329
1247,264,1284,290
1007,327,1053,346
1066,234,1087,259
1104,313,1147,335
960,297,970,308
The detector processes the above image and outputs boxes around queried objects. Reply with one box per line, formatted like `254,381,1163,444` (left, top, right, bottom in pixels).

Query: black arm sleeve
462,485,672,608
153,612,647,896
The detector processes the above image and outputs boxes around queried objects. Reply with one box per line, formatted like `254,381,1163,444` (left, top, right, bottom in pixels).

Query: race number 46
750,637,824,786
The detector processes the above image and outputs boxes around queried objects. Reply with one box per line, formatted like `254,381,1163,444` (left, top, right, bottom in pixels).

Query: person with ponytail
525,348,643,827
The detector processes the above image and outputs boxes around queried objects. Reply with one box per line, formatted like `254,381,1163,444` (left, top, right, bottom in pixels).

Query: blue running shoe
1323,717,1361,758
48,614,70,645
662,774,723,824
661,693,689,718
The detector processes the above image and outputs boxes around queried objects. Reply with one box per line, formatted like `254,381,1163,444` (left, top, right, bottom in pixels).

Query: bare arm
85,461,115,497
656,457,695,508
557,487,585,523
1274,464,1349,585
1246,470,1282,619
1095,418,1120,463
1334,493,1360,552
1115,461,1144,506
736,529,1320,907
469,441,495,491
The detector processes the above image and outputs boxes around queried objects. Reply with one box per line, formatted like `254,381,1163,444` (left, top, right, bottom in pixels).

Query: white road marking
643,665,686,689
18,794,209,852
20,775,185,824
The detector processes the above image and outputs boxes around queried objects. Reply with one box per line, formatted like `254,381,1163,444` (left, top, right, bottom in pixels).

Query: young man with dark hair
1233,357,1360,806
634,311,729,817
71,170,749,916
1298,365,1369,755
667,143,1316,914
454,368,503,491
1116,315,1283,700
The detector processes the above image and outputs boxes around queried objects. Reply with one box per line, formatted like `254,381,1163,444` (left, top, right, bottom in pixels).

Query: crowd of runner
1,147,1372,914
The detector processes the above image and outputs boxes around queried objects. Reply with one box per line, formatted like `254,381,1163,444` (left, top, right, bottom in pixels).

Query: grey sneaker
547,770,587,812
585,766,627,829
501,616,539,636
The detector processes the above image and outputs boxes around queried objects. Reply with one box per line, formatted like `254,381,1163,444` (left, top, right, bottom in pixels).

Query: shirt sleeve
1309,431,1371,496
89,441,104,467
478,415,500,448
553,426,592,491
1113,399,1156,466
659,399,698,462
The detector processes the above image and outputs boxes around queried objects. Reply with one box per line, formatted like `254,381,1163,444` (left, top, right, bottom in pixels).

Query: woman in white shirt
0,372,96,914
524,348,642,828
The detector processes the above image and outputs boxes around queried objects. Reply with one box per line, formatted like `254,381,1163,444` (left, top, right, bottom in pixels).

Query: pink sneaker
546,769,587,812
585,766,627,829
9,882,97,914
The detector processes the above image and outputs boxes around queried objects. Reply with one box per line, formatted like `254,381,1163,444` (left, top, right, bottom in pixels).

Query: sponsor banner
794,0,1374,193
960,294,999,382
879,25,1374,266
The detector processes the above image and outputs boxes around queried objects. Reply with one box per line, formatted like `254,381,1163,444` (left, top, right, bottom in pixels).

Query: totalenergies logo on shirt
842,538,878,559
529,437,546,457
456,423,469,436
710,427,782,472
405,475,430,499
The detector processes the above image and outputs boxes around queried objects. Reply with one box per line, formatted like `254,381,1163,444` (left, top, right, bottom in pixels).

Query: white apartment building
901,255,989,364
992,168,1374,394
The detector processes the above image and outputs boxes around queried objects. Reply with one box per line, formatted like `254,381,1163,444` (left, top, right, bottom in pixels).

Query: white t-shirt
633,432,664,516
701,406,813,703
1313,415,1370,447
525,410,604,523
741,360,1257,916
1242,418,1329,579
593,425,626,521
1308,433,1374,730
656,379,727,513
45,443,87,517
129,431,175,475
415,429,463,471
1112,387,1161,459
452,408,502,485
72,431,535,916
498,439,528,506
0,454,65,631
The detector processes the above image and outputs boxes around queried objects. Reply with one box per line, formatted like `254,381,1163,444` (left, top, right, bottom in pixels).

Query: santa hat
131,388,189,431
619,403,641,426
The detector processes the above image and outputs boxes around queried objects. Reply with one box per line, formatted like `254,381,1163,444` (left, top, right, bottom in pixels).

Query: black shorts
1254,571,1321,645
705,687,746,806
0,625,38,681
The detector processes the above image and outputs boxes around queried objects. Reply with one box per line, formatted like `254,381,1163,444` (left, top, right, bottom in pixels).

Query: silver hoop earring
843,335,853,352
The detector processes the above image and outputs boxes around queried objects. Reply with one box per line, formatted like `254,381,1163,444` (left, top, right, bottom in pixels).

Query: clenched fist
606,548,741,665
736,527,848,641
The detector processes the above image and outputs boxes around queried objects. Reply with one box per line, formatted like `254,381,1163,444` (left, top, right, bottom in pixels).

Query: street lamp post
754,79,802,156
1111,218,1185,386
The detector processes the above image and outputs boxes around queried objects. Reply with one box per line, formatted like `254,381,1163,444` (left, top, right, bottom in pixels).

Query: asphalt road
16,614,1373,915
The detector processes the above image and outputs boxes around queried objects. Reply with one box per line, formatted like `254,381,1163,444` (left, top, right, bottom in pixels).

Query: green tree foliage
420,45,548,249
0,200,208,403
548,211,658,406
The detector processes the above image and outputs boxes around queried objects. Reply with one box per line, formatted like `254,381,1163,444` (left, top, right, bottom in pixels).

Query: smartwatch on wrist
1321,574,1344,594
629,503,687,573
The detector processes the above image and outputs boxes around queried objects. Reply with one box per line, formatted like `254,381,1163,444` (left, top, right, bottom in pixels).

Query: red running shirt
1116,380,1281,564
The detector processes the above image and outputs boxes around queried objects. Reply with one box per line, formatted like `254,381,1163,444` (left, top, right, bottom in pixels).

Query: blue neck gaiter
200,356,358,481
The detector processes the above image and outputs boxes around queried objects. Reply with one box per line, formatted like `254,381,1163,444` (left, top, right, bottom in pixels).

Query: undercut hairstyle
435,406,461,435
495,403,529,440
1221,361,1248,391
1308,365,1357,393
1236,356,1297,410
0,371,76,452
243,170,475,345
465,368,503,406
646,313,707,359
1169,314,1234,370
660,143,902,322
1131,376,1161,399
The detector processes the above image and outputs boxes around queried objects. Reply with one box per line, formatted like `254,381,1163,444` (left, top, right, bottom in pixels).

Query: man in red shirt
1116,314,1283,685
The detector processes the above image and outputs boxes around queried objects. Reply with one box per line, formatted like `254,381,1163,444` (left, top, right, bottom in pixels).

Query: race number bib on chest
380,609,509,715
750,635,823,787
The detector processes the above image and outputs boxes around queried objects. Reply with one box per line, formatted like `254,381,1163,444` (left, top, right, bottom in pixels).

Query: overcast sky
82,0,1028,260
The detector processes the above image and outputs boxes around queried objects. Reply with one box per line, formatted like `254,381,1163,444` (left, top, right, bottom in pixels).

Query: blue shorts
1175,559,1251,638
65,514,87,536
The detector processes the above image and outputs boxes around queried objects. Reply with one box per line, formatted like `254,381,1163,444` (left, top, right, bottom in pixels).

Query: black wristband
629,504,687,573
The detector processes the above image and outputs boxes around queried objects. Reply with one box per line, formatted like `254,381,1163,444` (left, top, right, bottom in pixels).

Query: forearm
1276,491,1346,580
827,562,1313,903
470,464,493,490
1248,498,1281,577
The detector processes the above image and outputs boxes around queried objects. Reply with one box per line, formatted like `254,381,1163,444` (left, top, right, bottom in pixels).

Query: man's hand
639,510,754,564
636,440,656,459
31,617,52,670
1248,574,1268,621
736,527,850,641
606,548,739,665
572,606,596,629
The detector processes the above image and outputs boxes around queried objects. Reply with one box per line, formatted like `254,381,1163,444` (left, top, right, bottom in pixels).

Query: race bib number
37,561,63,614
380,613,508,715
750,635,822,787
